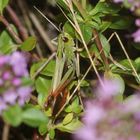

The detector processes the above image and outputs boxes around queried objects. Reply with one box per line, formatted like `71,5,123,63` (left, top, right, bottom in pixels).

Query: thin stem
0,15,22,44
68,1,103,84
6,5,28,40
109,32,140,83
2,123,10,140
55,64,92,118
31,53,56,79
29,12,56,52
71,0,87,19
82,0,86,9
92,29,109,70
17,0,43,58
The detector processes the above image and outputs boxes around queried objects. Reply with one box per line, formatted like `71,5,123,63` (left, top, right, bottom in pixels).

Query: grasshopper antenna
34,6,60,32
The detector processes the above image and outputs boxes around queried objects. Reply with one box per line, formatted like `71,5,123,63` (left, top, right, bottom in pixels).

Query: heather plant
0,0,140,140
114,0,140,42
0,52,32,111
74,79,140,140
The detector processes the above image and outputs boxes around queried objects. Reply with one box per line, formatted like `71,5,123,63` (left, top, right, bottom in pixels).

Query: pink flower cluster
132,19,140,42
113,0,140,42
74,79,140,140
0,52,32,113
114,0,140,12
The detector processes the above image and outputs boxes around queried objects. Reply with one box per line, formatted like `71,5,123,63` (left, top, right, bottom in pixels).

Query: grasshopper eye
62,37,69,42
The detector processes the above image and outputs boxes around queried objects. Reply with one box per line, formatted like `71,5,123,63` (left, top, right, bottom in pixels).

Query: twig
17,0,43,58
31,52,56,79
6,5,28,40
108,32,140,83
55,64,92,118
0,15,22,44
93,29,109,70
29,11,56,52
2,122,10,140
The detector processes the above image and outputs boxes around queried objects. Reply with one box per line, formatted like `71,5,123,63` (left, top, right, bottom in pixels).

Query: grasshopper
44,31,76,116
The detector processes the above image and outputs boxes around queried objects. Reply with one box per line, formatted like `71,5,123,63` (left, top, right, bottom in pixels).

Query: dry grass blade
31,53,56,79
61,0,103,85
108,32,140,83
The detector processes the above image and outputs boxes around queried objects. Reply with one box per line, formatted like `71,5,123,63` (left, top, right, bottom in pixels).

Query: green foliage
49,128,55,139
89,1,121,15
22,108,48,127
110,16,132,29
1,0,140,139
0,29,16,54
35,76,51,106
56,119,83,133
62,113,74,125
3,105,22,126
81,33,110,60
20,36,36,51
39,123,48,135
30,59,55,77
0,0,9,14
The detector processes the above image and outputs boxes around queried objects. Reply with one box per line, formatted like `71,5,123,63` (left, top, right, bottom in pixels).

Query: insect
44,32,76,116
44,78,71,116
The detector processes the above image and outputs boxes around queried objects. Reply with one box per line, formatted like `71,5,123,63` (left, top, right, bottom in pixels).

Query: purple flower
96,79,121,100
123,95,140,113
74,126,97,140
12,78,21,86
83,101,106,126
17,86,32,106
135,19,140,27
113,0,123,3
2,71,11,80
3,90,18,105
10,52,28,76
0,79,3,85
74,78,140,140
0,98,7,113
0,52,32,113
0,56,10,66
132,29,140,42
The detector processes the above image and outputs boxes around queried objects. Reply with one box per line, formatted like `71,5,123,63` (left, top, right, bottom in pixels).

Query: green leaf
99,34,110,56
3,105,22,126
21,77,33,86
56,119,83,133
99,21,111,32
89,2,120,16
0,0,9,14
22,108,48,127
80,24,92,43
30,60,55,77
65,97,82,113
63,113,73,125
64,22,75,38
132,42,140,50
35,76,52,96
119,59,137,71
104,71,125,101
37,94,47,108
65,105,72,113
135,57,140,73
71,97,82,114
0,29,16,54
20,36,36,51
81,33,110,59
80,80,89,87
39,124,48,135
49,129,55,139
110,16,132,30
